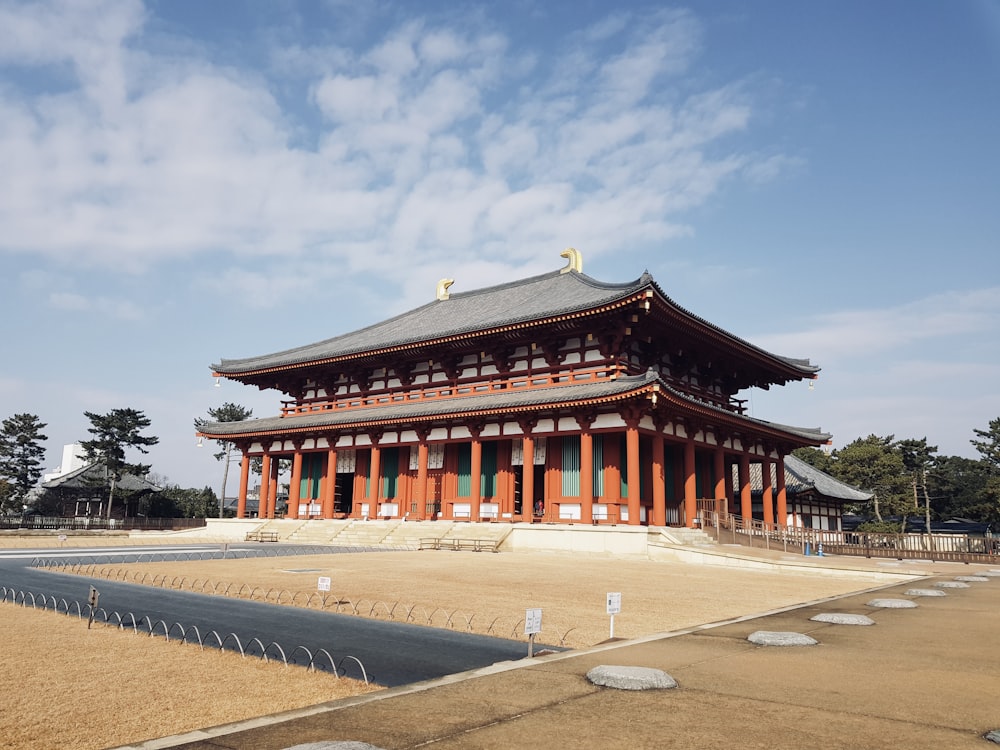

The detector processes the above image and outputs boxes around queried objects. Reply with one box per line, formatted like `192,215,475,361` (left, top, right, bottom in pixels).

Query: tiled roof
41,463,162,492
213,268,819,376
198,370,830,445
741,454,872,502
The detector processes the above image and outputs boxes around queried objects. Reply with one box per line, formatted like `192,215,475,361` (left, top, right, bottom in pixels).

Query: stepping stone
586,665,677,690
905,588,946,597
867,598,918,608
956,576,989,582
982,571,1000,577
986,729,1000,744
285,743,385,750
934,581,970,589
747,631,818,646
810,613,875,626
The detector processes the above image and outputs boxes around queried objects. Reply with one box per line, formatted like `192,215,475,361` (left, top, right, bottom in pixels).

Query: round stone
934,581,970,589
286,743,385,750
867,598,918,608
747,630,818,646
985,729,1000,744
586,665,678,690
905,588,946,597
955,576,989,582
810,613,875,625
981,570,1000,577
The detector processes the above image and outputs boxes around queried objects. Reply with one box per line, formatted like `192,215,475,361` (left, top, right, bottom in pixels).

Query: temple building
197,250,830,528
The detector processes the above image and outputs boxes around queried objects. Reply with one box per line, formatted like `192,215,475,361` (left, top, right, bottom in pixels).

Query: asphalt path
0,544,536,687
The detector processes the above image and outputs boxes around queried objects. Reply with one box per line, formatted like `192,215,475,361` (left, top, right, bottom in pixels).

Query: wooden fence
698,510,998,564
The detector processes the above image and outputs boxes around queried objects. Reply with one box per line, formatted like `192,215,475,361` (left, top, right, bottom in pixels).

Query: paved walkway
119,555,1000,750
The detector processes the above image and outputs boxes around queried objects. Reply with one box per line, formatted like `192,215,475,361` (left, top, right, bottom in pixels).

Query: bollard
804,542,811,556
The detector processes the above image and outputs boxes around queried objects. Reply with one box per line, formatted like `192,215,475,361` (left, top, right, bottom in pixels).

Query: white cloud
0,1,794,309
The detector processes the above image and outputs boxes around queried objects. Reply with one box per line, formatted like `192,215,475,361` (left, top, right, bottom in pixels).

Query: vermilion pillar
322,448,337,518
776,455,788,526
268,457,280,518
237,452,250,519
414,441,429,520
259,453,272,519
580,429,594,524
761,456,775,527
288,451,303,519
713,447,727,514
739,453,752,520
523,436,535,520
470,435,482,521
368,445,381,518
626,424,641,525
651,433,666,527
683,439,697,527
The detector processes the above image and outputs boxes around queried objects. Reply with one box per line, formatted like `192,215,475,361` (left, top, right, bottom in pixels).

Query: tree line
0,404,250,520
3,406,999,526
792,417,1000,531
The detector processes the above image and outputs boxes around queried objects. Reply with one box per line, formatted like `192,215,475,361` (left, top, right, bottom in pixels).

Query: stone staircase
383,520,456,548
286,519,352,544
648,527,717,548
330,519,402,547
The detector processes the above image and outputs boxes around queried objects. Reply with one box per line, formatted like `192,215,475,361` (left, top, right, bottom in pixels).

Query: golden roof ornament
560,247,582,274
436,278,455,301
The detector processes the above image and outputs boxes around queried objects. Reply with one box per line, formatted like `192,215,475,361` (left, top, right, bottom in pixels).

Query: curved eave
198,373,828,448
213,292,649,381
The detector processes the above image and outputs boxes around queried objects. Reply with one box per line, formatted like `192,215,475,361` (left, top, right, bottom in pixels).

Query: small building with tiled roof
741,454,872,531
199,250,830,527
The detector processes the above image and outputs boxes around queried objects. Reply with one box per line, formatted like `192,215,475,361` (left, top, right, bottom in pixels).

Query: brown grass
7,544,885,750
48,549,876,648
3,604,378,750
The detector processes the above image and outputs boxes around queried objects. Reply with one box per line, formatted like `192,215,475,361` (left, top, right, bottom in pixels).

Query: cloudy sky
1,0,998,493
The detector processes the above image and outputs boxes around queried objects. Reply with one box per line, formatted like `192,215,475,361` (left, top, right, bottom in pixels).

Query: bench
420,538,499,552
245,531,279,542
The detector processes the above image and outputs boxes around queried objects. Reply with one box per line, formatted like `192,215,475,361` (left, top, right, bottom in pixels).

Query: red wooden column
761,455,775,527
321,447,338,518
651,433,666,527
683,438,697,527
625,421,641,525
522,435,535,520
470,428,483,522
259,453,272,519
580,428,594,525
739,452,752,520
368,444,381,518
414,437,429,521
776,455,788,526
713,446,727,513
288,449,303,519
237,452,250,519
268,456,280,518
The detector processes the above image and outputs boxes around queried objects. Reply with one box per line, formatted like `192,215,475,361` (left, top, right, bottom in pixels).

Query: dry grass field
50,548,879,648
3,604,378,750
6,542,891,750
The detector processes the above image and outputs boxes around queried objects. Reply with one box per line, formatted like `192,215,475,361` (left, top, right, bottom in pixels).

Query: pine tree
195,402,253,517
80,409,159,519
0,413,48,514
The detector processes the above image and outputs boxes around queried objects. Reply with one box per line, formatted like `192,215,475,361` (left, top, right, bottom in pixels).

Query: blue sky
1,0,998,493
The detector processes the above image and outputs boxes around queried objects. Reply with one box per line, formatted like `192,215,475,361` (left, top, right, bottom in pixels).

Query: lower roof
198,371,830,447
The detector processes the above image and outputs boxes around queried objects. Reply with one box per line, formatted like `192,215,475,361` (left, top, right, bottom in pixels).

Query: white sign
607,592,622,615
88,586,100,607
317,576,331,592
57,534,67,542
524,607,542,635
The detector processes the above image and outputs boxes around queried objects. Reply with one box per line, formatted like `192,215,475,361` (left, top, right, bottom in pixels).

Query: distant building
42,443,89,483
198,251,830,527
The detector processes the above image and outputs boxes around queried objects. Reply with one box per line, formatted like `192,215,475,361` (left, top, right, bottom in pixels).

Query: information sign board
524,607,542,635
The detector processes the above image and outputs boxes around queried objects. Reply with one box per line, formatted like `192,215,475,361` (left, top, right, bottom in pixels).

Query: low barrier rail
29,560,579,646
0,585,369,682
698,510,999,564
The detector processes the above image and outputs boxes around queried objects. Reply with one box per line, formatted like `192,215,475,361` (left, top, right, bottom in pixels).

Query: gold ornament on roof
560,247,582,274
436,278,455,301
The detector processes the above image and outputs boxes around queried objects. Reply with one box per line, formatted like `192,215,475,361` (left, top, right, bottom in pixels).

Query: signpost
606,592,621,638
524,607,542,657
317,576,331,592
87,586,100,629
